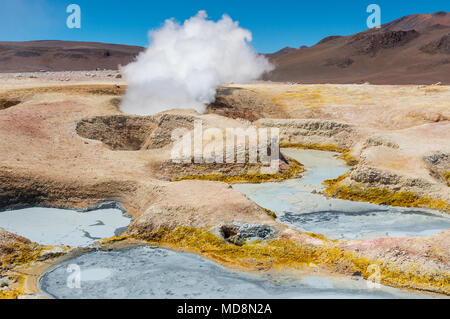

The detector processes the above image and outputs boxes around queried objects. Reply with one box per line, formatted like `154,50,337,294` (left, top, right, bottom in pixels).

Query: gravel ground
0,70,123,82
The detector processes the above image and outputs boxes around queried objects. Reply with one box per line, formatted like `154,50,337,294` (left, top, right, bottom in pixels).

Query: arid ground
0,72,449,298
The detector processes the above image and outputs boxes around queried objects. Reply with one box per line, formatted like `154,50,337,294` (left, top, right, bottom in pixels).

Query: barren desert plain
0,71,448,298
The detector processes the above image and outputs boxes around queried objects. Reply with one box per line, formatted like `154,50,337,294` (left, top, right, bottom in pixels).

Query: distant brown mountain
266,11,450,85
264,47,298,59
0,40,144,73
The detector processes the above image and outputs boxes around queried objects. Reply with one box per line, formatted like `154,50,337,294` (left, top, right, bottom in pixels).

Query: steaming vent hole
220,224,241,245
219,223,275,246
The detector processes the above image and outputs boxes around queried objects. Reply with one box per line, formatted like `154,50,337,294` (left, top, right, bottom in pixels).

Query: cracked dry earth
0,76,449,298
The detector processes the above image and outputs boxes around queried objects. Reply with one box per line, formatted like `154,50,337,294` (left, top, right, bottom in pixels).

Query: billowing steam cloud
120,11,273,116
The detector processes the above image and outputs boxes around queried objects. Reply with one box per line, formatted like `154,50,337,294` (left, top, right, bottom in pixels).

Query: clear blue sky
0,0,449,53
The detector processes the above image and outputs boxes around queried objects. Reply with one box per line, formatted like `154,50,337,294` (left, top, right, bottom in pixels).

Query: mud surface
40,246,430,299
0,207,131,247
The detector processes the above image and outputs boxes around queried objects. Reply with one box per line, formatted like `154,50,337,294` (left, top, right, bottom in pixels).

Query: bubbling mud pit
0,203,131,247
39,246,430,299
233,149,450,240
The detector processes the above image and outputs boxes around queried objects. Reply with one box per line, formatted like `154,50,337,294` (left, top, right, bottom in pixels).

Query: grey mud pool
39,246,432,299
0,204,131,247
233,149,450,240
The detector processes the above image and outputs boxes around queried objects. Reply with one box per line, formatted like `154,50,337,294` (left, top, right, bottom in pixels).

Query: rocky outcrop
256,118,359,149
364,135,399,149
0,169,138,211
423,152,450,186
0,230,42,298
1,79,449,297
324,165,450,212
421,33,450,54
0,99,20,110
141,113,195,149
350,30,420,56
349,167,426,188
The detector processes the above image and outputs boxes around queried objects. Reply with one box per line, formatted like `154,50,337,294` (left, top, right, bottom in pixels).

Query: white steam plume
120,11,274,116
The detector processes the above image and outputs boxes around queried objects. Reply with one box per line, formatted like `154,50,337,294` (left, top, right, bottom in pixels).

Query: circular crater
76,114,195,151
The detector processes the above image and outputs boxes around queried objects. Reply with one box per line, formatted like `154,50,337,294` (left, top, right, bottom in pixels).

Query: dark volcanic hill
264,47,298,59
266,11,450,85
0,40,144,73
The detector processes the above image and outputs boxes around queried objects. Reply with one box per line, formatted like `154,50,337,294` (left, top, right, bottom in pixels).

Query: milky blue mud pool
233,149,450,240
39,246,431,299
0,204,131,247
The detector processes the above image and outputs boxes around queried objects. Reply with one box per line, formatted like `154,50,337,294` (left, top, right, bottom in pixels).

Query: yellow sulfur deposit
129,226,449,295
323,175,450,213
172,159,304,184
